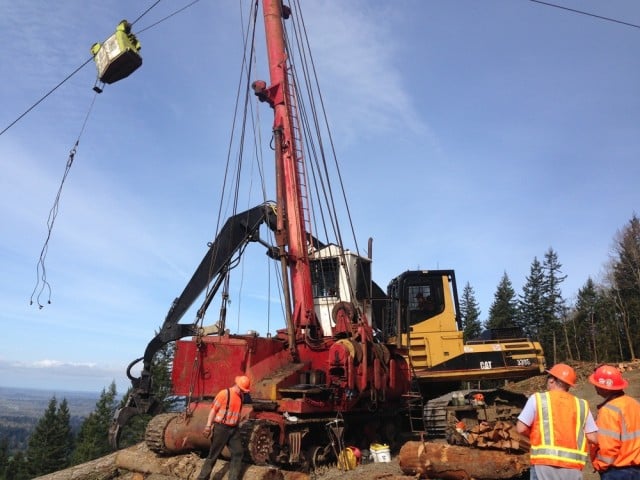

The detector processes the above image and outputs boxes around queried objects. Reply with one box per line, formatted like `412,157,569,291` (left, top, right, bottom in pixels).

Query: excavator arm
109,202,278,447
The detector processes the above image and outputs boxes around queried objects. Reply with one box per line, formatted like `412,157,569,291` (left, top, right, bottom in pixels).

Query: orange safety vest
593,394,640,471
529,391,589,470
211,388,243,427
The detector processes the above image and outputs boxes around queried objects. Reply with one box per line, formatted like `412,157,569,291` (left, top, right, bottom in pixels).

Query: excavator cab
384,270,545,382
384,270,464,369
384,270,460,340
309,244,374,336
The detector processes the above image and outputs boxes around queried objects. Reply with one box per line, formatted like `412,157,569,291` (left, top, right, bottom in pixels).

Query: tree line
459,214,640,366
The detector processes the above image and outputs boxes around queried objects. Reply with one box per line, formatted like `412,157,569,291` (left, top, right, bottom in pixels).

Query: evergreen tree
459,282,482,341
518,257,546,339
152,340,179,413
4,451,28,480
56,399,74,467
611,214,640,359
72,382,118,464
25,396,72,477
572,278,609,363
598,285,627,362
486,272,518,330
117,340,180,448
541,248,567,363
0,436,8,480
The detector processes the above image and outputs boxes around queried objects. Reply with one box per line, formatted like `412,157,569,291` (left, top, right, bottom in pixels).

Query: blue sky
1,0,638,393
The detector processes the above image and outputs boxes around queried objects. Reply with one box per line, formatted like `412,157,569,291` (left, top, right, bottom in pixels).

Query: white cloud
0,358,129,393
21,359,97,370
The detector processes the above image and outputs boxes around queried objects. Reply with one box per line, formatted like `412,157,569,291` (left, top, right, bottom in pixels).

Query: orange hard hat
589,365,628,391
546,363,576,386
235,375,251,392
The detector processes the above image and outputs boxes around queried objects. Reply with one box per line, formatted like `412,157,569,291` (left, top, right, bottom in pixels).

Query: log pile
34,450,120,480
464,421,530,452
34,442,305,480
398,441,530,480
617,360,639,372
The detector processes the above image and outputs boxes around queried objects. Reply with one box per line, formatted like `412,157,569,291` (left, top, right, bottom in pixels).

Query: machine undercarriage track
423,396,450,438
423,389,527,440
144,410,346,469
240,419,279,465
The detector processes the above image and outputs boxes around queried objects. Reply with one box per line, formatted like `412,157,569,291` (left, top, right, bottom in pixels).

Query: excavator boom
109,203,278,447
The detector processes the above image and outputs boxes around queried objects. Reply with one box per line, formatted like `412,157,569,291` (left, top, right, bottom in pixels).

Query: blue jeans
600,466,640,480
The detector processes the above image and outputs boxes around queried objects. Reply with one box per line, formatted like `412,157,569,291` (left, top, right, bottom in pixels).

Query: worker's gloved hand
203,425,212,438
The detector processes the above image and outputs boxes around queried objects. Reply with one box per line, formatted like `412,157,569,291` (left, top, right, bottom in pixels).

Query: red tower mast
253,0,321,343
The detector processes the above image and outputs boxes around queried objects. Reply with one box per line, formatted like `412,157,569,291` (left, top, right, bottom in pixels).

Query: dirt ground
310,360,640,480
309,457,404,480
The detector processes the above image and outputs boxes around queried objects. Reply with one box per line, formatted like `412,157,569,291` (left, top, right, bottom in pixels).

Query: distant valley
0,386,99,453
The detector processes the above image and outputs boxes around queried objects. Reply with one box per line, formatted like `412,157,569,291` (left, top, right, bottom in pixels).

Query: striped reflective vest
593,394,640,471
529,390,589,470
211,388,243,427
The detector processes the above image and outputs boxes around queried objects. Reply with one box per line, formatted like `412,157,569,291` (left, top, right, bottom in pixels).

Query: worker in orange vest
589,365,640,479
197,375,251,480
516,363,598,480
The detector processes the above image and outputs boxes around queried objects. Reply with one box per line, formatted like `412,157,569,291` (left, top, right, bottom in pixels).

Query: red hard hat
589,365,628,391
546,363,576,386
235,375,251,392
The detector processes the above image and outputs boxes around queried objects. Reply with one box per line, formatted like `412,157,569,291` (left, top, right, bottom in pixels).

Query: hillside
0,387,98,453
34,361,640,480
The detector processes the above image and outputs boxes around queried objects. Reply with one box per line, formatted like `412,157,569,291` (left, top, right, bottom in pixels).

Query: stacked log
115,443,286,479
465,421,530,452
398,441,530,480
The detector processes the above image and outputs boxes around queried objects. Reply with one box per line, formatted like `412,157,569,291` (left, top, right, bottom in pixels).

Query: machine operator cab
383,270,463,353
309,244,373,337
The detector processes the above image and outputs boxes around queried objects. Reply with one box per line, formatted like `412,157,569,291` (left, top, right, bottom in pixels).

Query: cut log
34,450,119,480
398,441,530,480
34,443,285,480
115,442,283,479
461,421,530,453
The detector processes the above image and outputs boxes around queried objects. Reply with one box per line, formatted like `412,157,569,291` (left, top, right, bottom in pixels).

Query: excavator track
423,389,527,439
423,395,452,437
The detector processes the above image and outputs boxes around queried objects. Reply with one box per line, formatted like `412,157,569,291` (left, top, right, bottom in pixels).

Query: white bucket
370,443,390,462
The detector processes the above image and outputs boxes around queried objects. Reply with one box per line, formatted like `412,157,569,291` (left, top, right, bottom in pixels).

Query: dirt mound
504,359,640,401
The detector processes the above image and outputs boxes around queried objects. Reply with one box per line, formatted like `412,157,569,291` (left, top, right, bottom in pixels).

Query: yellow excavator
378,269,545,438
